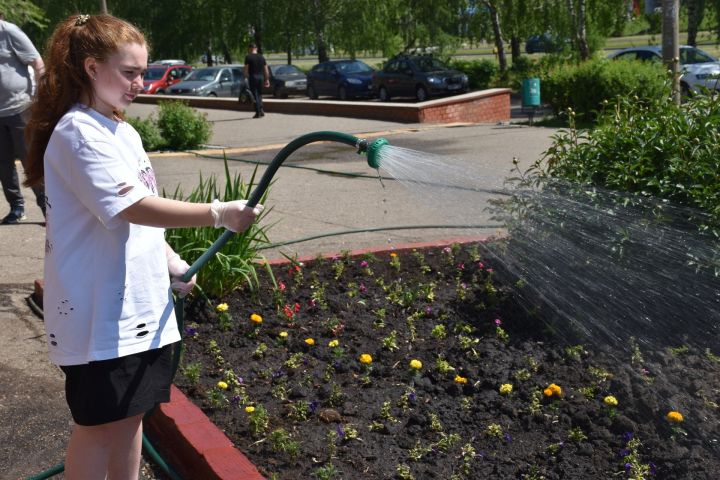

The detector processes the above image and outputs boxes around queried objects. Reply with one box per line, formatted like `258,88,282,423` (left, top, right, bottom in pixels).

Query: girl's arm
119,196,261,232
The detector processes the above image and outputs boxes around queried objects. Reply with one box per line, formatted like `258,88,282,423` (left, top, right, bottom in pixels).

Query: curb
35,236,487,479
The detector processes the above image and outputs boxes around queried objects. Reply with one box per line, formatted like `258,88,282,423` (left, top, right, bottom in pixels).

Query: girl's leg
64,413,144,480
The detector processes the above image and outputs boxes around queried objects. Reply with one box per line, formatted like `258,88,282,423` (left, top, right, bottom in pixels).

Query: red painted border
144,236,487,479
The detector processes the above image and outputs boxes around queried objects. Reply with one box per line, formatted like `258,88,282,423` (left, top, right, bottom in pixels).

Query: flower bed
174,241,719,479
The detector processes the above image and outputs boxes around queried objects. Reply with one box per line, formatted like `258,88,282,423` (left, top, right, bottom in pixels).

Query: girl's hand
167,252,196,297
210,199,264,232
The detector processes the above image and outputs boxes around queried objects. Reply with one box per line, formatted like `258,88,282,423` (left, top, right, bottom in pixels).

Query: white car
608,45,720,95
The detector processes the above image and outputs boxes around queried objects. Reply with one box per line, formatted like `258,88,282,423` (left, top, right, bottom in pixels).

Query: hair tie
75,14,90,26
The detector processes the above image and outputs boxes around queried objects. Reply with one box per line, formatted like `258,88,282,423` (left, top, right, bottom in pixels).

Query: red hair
24,14,147,187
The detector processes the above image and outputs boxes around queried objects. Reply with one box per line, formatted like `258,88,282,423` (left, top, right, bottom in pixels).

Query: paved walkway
0,104,556,479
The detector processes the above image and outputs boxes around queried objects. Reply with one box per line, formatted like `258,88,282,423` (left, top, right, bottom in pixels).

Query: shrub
448,58,498,90
126,115,165,151
156,100,212,150
540,58,666,122
535,92,720,231
164,154,272,297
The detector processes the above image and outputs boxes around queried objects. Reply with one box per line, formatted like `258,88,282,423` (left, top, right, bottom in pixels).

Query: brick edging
34,236,488,479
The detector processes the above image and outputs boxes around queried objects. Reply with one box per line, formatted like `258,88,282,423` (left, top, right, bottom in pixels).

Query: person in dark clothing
244,43,269,118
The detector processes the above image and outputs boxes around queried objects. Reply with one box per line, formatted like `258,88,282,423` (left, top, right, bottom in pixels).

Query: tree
685,0,706,46
0,0,46,29
483,1,507,71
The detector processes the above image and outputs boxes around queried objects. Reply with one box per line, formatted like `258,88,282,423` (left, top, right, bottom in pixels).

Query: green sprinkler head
366,137,389,169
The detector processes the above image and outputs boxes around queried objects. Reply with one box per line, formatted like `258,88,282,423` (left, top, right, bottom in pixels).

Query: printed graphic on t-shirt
138,165,157,194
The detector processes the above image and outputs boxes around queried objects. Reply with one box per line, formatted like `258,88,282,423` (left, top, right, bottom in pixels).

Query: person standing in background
244,43,269,119
0,12,46,224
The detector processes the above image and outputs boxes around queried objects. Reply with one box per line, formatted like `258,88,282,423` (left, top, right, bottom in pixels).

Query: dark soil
175,241,720,480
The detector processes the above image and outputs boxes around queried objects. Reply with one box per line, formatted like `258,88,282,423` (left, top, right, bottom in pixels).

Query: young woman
24,14,261,479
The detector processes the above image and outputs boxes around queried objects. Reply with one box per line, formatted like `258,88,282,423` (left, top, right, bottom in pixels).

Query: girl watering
23,14,261,479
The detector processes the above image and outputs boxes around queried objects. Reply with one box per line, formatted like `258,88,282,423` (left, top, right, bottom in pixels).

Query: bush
126,115,165,151
540,58,666,122
156,100,212,150
448,58,498,90
164,155,272,297
535,92,720,231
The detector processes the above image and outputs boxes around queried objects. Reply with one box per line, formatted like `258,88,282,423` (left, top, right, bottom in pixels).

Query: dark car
525,34,567,54
143,63,192,94
306,60,375,100
166,65,244,97
372,54,468,102
263,64,308,98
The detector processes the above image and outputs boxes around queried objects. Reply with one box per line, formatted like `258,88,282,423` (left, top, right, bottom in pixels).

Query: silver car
608,45,720,95
166,65,245,97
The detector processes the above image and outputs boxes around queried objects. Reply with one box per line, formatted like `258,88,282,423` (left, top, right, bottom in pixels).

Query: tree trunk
286,31,293,65
511,36,521,63
686,0,706,46
662,0,680,104
312,0,329,63
485,1,507,72
577,0,590,60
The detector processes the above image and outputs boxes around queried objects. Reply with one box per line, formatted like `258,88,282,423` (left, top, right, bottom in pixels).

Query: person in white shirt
23,14,262,480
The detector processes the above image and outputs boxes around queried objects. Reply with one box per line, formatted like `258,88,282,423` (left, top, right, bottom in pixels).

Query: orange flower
666,411,683,423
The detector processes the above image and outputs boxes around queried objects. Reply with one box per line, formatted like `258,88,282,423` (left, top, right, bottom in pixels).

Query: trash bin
522,77,541,108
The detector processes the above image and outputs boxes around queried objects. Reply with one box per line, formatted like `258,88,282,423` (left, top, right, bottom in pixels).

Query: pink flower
458,263,465,270
494,318,502,326
308,299,317,308
478,262,485,269
486,268,494,273
359,282,367,293
278,281,286,292
360,260,369,268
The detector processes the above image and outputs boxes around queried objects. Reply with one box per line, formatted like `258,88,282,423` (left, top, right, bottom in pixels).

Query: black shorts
60,341,179,426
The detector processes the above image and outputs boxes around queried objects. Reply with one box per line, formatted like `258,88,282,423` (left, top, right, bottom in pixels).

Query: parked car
143,63,192,94
151,59,187,66
608,45,720,95
263,64,308,98
372,54,469,102
166,65,244,97
306,60,375,100
525,34,567,54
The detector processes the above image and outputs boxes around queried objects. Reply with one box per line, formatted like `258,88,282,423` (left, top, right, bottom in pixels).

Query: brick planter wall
134,89,510,124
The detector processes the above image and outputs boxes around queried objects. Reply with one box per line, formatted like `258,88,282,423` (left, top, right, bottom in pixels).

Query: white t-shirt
43,105,181,366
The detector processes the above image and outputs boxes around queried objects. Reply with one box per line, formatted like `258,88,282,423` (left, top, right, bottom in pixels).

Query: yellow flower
250,313,263,324
454,375,468,384
409,359,422,370
304,338,315,346
245,406,255,413
543,388,553,397
216,303,229,312
217,381,228,390
390,252,397,257
604,395,618,407
499,383,513,395
359,353,373,364
548,383,562,396
666,411,684,423
328,339,340,348
279,331,288,338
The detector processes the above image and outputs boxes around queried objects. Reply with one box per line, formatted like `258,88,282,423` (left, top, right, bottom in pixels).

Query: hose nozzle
366,137,389,169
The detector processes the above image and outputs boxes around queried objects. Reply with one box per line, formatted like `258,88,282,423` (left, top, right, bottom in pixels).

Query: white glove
209,199,263,232
167,251,196,297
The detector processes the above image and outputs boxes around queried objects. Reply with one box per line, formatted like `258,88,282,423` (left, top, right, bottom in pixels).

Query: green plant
382,330,399,351
312,463,341,480
395,464,415,480
126,115,165,151
156,100,211,150
431,324,447,339
540,58,666,122
182,361,202,385
164,155,272,297
568,427,588,442
448,58,498,90
269,428,301,459
485,423,503,438
248,404,270,438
